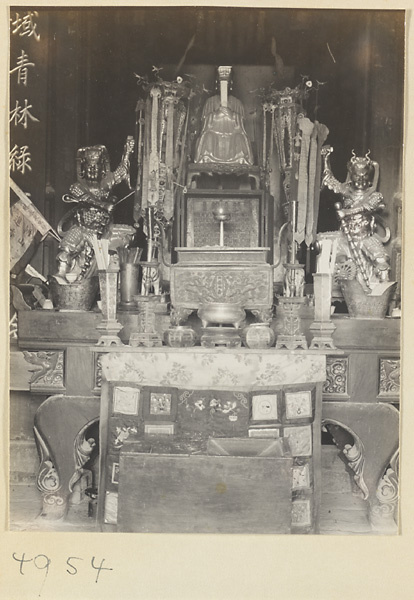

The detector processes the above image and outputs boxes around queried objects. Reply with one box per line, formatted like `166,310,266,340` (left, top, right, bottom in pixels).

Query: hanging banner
10,202,39,272
10,178,58,239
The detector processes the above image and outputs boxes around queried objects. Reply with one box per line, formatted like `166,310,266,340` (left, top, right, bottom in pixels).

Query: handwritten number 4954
12,553,113,583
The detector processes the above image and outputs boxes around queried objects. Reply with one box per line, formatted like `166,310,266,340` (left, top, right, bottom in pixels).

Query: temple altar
8,9,403,544
11,308,400,533
97,346,326,533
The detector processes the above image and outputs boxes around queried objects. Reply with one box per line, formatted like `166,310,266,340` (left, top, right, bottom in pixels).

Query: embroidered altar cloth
101,348,326,391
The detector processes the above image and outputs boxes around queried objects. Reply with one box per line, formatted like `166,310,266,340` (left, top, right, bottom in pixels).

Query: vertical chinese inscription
9,9,49,273
10,10,41,177
10,49,35,86
11,11,41,41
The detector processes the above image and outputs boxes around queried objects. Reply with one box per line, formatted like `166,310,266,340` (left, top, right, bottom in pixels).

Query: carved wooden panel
379,358,400,396
94,352,103,391
171,264,273,309
23,350,65,390
323,356,348,395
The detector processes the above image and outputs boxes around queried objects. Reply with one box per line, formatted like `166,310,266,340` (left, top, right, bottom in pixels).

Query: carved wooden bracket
370,449,399,531
33,424,60,494
322,418,369,500
68,419,99,493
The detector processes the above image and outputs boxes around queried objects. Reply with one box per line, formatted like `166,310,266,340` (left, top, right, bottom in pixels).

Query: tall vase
119,262,140,309
96,269,123,346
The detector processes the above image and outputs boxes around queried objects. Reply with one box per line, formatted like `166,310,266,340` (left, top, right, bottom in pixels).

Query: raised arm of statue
321,145,347,195
104,136,135,190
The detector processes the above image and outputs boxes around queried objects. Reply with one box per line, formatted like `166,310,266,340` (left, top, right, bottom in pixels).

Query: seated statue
55,137,134,283
194,66,253,165
321,146,390,287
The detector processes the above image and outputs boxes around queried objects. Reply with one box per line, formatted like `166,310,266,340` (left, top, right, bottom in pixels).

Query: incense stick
117,245,143,264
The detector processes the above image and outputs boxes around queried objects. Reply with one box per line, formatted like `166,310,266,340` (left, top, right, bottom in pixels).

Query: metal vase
119,263,140,307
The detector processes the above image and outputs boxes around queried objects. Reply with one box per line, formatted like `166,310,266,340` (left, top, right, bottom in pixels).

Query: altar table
97,347,327,534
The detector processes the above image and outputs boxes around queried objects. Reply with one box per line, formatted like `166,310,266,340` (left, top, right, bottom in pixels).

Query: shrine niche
173,65,273,272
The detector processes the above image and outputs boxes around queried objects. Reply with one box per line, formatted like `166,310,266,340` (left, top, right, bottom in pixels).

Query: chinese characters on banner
9,9,52,272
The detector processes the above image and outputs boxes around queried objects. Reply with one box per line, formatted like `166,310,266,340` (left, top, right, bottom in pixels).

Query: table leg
322,402,399,532
33,394,100,519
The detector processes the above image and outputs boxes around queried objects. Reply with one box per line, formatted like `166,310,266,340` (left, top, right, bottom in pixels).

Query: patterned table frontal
101,349,326,391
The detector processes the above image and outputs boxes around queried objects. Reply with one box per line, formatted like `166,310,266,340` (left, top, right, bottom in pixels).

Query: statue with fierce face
321,146,391,287
55,137,134,283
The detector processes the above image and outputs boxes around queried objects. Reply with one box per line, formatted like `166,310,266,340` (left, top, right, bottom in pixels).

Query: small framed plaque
150,393,172,416
252,393,279,421
292,499,312,527
292,464,310,490
283,425,313,456
248,427,280,439
144,422,176,435
285,390,312,420
113,386,140,415
111,462,119,485
143,387,178,421
104,491,118,525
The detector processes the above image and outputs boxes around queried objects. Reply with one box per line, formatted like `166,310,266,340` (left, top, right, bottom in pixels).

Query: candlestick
212,204,231,247
96,269,123,346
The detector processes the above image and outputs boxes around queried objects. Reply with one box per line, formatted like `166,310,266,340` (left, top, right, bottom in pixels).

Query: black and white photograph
4,4,414,597
7,3,405,539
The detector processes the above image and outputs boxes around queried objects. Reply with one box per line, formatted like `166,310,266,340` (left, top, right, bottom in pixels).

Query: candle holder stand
309,272,336,349
96,269,123,346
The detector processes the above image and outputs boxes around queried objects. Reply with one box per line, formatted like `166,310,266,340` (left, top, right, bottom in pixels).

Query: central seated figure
194,66,253,165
